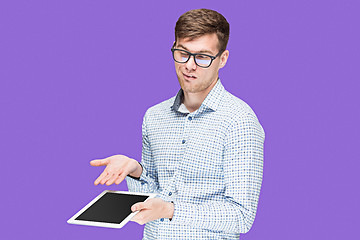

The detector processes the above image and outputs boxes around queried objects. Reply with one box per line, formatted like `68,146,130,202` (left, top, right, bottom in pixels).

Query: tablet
67,190,156,228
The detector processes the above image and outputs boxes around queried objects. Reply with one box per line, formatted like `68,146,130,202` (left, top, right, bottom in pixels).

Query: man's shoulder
221,90,258,118
219,90,265,137
144,96,176,117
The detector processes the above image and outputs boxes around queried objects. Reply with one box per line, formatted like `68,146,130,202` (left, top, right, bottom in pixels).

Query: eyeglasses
171,47,222,68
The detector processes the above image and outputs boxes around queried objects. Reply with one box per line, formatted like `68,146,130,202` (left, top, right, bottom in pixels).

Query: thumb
90,158,109,166
131,202,146,212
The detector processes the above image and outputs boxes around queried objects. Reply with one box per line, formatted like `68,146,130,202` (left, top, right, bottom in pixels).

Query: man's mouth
183,73,197,80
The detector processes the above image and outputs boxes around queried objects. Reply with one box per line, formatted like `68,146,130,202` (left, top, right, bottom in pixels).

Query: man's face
174,33,229,94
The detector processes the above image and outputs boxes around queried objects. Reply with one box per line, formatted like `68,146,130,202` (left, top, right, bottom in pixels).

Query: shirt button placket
182,115,193,144
181,114,193,151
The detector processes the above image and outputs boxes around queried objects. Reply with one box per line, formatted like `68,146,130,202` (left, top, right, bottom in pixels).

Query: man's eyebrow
176,44,215,55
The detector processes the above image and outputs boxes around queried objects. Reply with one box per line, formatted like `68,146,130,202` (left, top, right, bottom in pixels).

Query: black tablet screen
75,192,148,224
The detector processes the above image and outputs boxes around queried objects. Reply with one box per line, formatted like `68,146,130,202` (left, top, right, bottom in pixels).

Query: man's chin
182,86,201,94
178,78,201,93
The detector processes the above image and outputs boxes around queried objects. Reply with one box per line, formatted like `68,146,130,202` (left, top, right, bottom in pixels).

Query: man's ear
219,50,229,69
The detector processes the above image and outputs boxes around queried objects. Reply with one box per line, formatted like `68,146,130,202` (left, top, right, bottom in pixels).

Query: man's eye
196,55,208,60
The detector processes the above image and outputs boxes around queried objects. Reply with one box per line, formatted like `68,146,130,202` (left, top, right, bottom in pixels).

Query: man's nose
185,56,197,71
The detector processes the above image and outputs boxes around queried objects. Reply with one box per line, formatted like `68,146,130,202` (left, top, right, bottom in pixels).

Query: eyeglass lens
173,50,212,67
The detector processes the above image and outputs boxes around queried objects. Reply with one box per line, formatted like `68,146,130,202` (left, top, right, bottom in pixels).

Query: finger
130,214,143,224
90,158,110,167
131,210,149,225
115,172,128,185
131,214,139,222
94,170,108,185
105,173,119,186
100,173,112,185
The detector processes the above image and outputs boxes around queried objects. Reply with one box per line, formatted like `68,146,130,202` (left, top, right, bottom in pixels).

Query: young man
90,9,265,239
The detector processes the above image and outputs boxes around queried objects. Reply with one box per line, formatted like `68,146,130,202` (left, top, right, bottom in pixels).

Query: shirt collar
171,79,225,113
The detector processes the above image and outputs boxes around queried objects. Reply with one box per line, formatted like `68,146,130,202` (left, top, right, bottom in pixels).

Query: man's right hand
90,155,142,186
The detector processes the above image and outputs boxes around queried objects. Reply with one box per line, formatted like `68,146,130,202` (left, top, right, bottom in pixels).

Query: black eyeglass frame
171,47,223,68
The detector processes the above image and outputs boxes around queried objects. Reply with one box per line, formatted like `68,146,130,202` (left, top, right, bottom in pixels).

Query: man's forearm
128,161,143,179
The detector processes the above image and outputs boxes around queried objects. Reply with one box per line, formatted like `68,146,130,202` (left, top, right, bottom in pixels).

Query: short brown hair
175,9,230,53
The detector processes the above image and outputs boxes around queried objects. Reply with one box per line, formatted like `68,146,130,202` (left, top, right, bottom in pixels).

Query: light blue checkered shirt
126,79,265,240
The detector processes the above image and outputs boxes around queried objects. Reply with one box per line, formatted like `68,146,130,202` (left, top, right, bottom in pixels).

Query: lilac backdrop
1,0,359,239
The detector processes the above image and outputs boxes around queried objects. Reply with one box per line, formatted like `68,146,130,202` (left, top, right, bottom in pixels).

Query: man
90,8,265,239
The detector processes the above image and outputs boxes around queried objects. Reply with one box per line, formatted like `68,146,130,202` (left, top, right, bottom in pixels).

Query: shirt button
169,192,172,196
182,140,186,144
160,218,164,222
141,182,145,185
188,116,192,121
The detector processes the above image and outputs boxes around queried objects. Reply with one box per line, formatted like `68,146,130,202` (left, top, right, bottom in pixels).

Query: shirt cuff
170,201,197,225
169,201,174,221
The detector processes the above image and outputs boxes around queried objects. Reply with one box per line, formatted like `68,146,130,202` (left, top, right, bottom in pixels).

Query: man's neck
182,78,218,113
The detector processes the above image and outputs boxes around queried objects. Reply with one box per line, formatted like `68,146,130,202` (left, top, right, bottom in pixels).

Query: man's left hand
131,198,174,225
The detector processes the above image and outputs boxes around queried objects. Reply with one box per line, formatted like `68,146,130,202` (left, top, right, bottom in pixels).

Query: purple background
1,0,359,239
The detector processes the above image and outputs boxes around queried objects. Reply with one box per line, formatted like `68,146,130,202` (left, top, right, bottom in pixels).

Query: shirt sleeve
126,110,160,194
170,113,265,233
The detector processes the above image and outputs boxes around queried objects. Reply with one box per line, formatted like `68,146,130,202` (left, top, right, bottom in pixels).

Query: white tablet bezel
67,190,156,229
